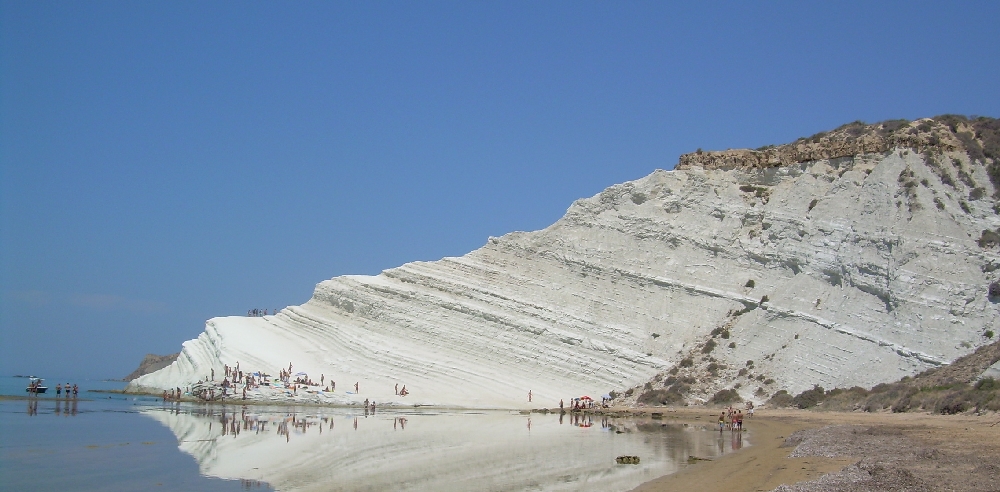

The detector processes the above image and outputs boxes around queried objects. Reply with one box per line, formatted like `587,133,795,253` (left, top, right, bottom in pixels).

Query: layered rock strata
132,116,1000,407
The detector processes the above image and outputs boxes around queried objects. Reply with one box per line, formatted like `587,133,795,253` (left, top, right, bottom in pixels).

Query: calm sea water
0,377,750,491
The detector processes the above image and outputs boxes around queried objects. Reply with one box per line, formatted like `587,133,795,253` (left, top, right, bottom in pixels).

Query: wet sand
630,408,1000,492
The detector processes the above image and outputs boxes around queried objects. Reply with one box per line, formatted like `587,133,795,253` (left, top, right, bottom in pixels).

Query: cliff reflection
144,405,748,492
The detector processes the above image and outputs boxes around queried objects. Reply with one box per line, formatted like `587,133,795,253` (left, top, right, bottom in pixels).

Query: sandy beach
631,408,1000,492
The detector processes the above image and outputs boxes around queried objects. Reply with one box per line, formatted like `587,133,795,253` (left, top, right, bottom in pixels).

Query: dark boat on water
26,377,48,394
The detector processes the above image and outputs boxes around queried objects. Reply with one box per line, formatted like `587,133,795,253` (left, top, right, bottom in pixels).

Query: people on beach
355,382,359,393
56,383,62,396
528,390,532,402
395,383,398,395
399,385,408,396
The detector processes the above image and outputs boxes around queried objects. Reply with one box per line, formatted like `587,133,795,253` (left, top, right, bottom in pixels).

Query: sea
0,376,749,491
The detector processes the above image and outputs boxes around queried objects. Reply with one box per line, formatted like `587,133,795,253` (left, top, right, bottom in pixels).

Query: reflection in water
25,398,79,417
144,405,751,492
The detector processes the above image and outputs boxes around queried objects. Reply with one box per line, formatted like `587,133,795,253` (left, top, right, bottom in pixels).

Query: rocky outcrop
677,116,999,175
132,116,1000,408
124,353,179,381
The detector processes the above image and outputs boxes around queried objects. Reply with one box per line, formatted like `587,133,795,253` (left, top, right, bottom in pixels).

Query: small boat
26,377,48,394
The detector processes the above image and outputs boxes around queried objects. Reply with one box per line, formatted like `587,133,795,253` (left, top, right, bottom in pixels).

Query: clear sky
2,2,998,379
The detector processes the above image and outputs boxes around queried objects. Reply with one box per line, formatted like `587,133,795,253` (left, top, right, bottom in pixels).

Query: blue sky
2,2,998,379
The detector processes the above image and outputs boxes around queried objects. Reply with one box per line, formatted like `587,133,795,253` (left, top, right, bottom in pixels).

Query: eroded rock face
132,117,1000,407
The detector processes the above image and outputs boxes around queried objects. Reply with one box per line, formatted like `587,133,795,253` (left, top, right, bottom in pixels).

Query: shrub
738,368,748,376
986,330,995,339
631,192,647,205
979,230,1000,249
721,330,730,339
891,396,912,413
745,279,755,288
878,119,909,134
668,382,691,394
706,362,720,374
960,200,972,214
935,390,967,414
808,198,818,211
746,360,754,367
702,340,716,354
728,342,736,348
638,388,684,406
709,389,741,405
759,295,769,305
989,281,1000,298
767,390,793,407
975,377,998,391
679,358,693,368
792,385,827,409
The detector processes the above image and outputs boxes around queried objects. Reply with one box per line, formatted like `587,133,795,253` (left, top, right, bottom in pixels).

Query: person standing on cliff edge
528,390,532,402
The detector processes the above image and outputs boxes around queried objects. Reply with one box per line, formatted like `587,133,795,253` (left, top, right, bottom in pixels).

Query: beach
631,408,1000,492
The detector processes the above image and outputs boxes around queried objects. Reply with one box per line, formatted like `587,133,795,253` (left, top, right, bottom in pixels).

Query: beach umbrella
295,372,308,376
580,396,593,400
601,394,612,400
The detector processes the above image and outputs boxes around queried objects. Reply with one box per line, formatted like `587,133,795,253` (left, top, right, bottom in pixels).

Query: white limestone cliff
131,117,1000,407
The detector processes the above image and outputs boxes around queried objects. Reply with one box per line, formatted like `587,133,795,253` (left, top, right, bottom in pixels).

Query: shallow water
0,377,751,491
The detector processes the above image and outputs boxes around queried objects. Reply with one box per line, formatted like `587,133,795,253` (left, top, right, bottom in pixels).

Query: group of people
718,403,750,431
26,381,78,397
173,359,416,406
55,383,78,398
162,386,185,401
246,308,276,317
558,397,608,411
